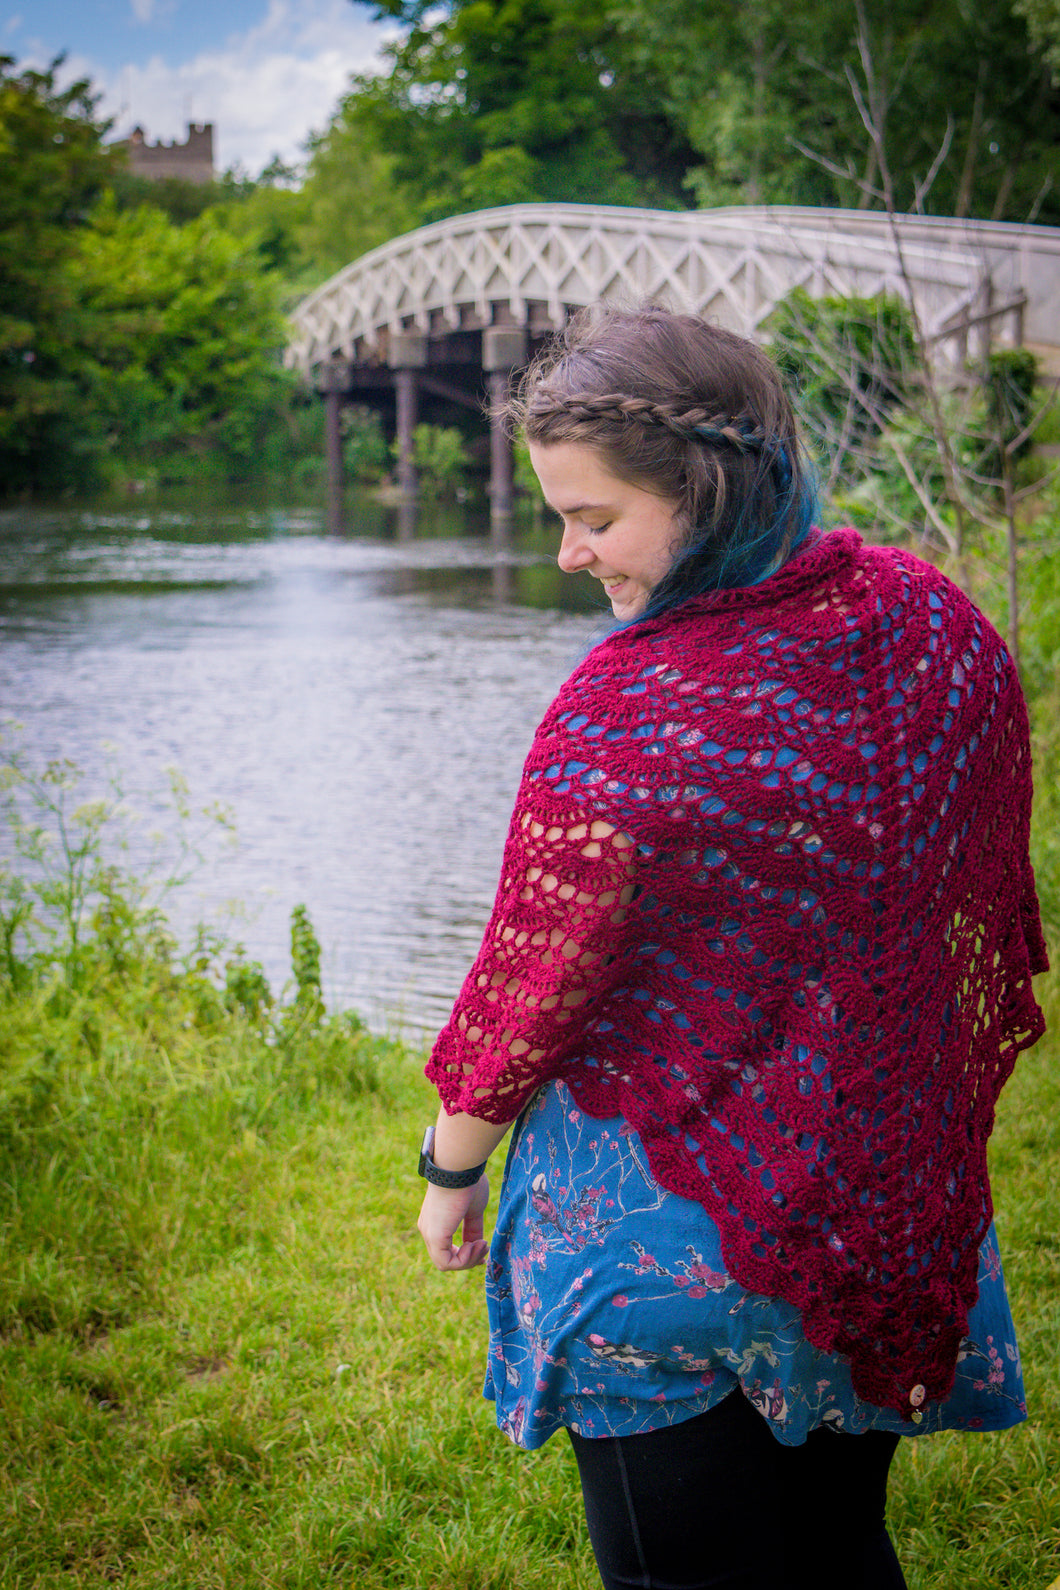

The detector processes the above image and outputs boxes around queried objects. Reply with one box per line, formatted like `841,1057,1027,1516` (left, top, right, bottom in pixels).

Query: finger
462,1210,485,1245
452,1237,489,1269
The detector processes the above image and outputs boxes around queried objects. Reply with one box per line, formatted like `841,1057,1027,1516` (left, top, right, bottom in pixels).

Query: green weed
0,704,1056,1587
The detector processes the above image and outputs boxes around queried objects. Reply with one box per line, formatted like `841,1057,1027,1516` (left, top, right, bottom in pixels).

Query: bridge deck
288,203,1060,376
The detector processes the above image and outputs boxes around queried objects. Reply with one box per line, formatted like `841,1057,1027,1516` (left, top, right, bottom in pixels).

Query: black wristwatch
418,1125,488,1189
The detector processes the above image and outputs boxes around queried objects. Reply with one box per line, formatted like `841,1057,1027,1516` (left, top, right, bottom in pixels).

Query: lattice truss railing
287,203,992,375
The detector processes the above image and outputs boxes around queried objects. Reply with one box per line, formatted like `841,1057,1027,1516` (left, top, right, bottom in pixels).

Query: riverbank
2,1023,1057,1587
0,877,596,1587
0,790,1057,1587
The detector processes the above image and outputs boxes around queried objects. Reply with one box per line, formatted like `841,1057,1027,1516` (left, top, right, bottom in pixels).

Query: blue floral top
483,1080,1027,1450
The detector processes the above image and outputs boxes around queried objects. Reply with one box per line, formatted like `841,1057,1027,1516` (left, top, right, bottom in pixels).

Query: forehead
527,441,627,509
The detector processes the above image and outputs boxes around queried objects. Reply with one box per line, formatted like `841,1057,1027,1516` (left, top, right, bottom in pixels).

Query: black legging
568,1388,908,1590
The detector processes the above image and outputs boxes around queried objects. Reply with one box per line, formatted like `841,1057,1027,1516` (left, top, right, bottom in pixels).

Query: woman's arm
427,812,637,1120
420,811,636,1271
417,1108,515,1272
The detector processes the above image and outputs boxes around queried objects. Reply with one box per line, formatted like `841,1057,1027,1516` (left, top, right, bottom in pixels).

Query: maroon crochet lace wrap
427,528,1047,1413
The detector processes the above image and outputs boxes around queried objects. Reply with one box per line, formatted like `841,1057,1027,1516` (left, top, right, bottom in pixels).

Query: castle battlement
118,122,215,186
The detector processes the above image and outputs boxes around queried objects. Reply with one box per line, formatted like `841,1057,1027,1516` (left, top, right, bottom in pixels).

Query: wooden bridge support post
324,363,345,506
484,327,528,530
389,332,428,502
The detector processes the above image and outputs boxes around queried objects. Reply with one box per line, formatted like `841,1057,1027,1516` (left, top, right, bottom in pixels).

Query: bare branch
788,138,884,203
1027,173,1054,225
1014,462,1060,502
913,115,955,213
1005,386,1058,457
844,59,878,147
887,436,960,553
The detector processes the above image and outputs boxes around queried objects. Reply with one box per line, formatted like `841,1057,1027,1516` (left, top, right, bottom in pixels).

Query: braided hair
505,303,818,617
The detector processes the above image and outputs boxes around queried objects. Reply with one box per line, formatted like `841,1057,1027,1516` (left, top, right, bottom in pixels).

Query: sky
3,0,399,176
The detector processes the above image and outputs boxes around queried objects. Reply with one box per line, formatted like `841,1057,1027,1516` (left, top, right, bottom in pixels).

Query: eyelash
551,512,611,536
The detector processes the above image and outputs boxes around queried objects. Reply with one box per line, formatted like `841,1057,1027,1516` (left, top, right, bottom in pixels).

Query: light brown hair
505,302,817,608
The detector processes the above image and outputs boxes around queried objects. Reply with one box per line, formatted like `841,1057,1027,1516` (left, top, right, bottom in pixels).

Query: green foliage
769,289,918,492
69,195,294,483
460,143,541,210
403,422,471,497
1013,0,1060,80
107,165,227,224
0,57,317,497
346,0,696,219
206,181,311,286
0,56,119,492
289,902,324,1020
296,91,421,280
343,404,391,483
609,0,1060,223
985,347,1040,463
0,743,376,1153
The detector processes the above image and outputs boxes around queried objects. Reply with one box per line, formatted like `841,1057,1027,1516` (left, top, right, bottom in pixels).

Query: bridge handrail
287,203,1058,376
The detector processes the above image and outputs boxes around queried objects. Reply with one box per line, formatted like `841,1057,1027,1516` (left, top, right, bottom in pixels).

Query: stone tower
120,124,215,185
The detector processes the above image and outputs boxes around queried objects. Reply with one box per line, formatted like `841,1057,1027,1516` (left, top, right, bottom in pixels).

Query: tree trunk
955,68,986,219
1002,450,1021,680
750,27,766,205
858,142,878,208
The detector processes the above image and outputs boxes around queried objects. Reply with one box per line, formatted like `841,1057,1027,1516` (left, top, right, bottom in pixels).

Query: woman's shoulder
532,528,1012,752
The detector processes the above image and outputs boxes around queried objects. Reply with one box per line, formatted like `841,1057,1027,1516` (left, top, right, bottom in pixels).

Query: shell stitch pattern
427,528,1048,1412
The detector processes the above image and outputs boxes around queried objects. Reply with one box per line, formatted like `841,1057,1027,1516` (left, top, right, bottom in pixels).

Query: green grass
0,999,1057,1589
0,1049,595,1589
1,721,1058,1589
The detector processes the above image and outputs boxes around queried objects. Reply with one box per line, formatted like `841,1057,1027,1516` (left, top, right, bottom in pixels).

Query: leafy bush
768,289,918,492
342,404,390,484
403,423,471,498
0,742,377,1151
984,347,1041,473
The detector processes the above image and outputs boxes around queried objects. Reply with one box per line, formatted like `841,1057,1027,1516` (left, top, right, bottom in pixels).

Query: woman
417,304,1047,1589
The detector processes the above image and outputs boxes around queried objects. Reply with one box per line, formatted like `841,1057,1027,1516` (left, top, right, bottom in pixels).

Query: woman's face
529,441,683,621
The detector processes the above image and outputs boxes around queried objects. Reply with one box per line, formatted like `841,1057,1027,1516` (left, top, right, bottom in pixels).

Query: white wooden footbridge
286,202,1060,517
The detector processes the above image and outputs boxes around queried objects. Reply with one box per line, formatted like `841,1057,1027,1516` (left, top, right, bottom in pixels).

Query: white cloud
55,0,398,176
129,0,158,23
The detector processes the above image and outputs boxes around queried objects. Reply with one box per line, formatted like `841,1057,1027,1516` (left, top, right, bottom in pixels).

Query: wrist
418,1125,488,1189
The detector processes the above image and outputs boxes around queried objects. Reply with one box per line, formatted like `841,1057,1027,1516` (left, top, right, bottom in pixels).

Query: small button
909,1383,926,1408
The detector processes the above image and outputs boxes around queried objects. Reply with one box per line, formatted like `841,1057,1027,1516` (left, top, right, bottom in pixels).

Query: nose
557,520,595,574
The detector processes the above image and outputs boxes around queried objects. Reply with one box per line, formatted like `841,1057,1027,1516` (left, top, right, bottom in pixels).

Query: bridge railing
285,202,1059,377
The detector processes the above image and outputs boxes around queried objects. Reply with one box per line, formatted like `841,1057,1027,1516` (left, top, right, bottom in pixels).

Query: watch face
418,1125,434,1179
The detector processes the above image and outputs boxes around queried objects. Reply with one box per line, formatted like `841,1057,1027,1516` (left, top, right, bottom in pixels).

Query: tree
348,0,698,217
609,0,1060,222
295,91,421,279
71,196,292,478
0,56,305,495
0,56,119,491
771,3,1060,672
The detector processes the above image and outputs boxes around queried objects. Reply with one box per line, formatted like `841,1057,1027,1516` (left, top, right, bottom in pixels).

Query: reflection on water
0,489,606,1037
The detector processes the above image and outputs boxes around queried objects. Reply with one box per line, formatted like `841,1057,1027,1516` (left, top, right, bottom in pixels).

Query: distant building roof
115,123,215,186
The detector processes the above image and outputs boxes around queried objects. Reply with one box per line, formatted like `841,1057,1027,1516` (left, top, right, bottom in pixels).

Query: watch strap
418,1125,488,1189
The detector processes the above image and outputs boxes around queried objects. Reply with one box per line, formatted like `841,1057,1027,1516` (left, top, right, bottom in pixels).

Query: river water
0,489,605,1039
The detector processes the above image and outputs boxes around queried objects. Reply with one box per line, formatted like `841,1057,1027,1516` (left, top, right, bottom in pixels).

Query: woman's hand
418,1175,491,1271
